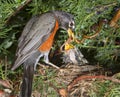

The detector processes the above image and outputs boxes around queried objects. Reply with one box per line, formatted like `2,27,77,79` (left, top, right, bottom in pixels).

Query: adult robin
11,10,75,97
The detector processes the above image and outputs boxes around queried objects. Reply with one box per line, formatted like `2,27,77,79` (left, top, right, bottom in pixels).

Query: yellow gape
64,43,74,50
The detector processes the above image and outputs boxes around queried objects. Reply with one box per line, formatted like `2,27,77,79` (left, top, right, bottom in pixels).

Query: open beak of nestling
67,28,75,40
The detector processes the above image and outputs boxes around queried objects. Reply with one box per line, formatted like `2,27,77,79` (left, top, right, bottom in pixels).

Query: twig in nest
5,0,32,24
68,75,120,91
0,79,12,89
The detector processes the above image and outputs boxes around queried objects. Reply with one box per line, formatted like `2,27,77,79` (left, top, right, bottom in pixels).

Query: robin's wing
12,12,56,70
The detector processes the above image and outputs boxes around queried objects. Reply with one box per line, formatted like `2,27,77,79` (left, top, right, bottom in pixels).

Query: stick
68,75,120,91
5,0,32,24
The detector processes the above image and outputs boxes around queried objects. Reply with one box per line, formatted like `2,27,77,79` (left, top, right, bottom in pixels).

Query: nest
32,62,102,97
56,64,100,86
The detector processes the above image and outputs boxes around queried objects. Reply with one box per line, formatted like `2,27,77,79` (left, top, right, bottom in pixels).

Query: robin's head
52,11,75,31
52,11,75,38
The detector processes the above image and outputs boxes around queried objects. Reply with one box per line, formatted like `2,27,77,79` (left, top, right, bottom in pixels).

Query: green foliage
29,0,60,15
0,0,26,56
89,80,120,97
0,59,15,80
0,0,26,27
107,86,120,97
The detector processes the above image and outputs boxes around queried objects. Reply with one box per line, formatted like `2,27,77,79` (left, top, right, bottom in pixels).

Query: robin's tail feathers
19,63,34,97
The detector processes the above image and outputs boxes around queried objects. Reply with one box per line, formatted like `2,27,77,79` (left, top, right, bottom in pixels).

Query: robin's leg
34,53,43,71
44,52,60,69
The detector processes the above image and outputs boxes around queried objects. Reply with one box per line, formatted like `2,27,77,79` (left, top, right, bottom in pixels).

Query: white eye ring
69,21,75,29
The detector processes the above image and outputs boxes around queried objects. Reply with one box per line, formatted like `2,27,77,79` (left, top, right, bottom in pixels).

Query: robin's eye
70,22,73,26
69,21,75,29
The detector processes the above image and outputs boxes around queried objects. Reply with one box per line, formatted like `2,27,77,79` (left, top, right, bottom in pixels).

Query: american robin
11,11,75,97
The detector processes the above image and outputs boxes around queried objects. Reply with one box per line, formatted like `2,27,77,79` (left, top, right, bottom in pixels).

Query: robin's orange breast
39,20,59,52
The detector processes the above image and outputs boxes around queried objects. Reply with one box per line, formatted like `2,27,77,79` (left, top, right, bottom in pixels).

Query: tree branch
5,0,32,24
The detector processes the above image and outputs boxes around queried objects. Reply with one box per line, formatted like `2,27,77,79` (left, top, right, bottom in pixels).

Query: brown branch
109,9,120,28
68,75,120,91
5,0,32,24
84,19,104,39
75,19,105,44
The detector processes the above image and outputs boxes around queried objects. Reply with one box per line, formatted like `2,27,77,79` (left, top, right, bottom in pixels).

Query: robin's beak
67,28,75,40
